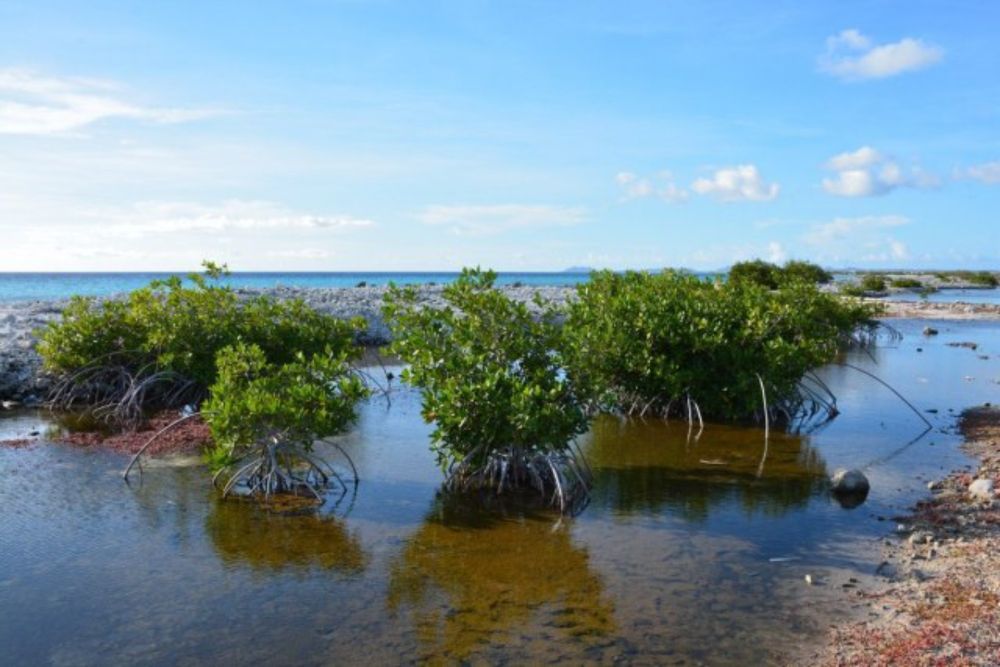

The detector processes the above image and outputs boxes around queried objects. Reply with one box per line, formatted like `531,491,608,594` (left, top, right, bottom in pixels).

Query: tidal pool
1,319,998,665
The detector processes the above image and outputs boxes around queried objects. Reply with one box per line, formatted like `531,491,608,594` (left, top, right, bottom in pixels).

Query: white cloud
803,215,910,263
690,164,779,202
804,214,909,245
822,146,940,197
0,68,218,135
683,240,788,269
820,29,943,81
418,204,587,235
960,161,1000,184
615,171,689,203
766,241,787,264
101,200,374,237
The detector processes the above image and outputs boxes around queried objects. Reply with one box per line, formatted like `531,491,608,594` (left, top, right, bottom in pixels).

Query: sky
1,0,998,272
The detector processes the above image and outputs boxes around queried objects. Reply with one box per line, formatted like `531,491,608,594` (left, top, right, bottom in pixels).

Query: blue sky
1,0,998,271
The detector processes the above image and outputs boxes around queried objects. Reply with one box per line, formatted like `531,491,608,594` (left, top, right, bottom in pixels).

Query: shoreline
818,406,1000,666
2,285,1000,403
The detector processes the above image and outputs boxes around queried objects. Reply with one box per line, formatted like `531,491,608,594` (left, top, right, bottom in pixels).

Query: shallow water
1,319,998,665
885,288,1000,305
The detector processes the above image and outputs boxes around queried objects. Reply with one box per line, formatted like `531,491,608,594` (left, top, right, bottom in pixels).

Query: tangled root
48,360,201,431
444,444,592,515
214,437,358,503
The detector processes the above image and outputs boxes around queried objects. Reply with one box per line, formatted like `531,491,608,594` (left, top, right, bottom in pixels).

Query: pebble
968,478,995,501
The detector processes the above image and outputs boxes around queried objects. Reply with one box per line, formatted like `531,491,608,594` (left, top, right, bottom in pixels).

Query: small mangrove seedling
383,268,591,513
201,342,369,502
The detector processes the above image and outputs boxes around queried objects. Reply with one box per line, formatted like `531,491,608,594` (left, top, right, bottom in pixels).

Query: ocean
0,272,592,302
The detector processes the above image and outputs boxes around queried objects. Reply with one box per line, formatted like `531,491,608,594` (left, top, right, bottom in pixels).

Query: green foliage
728,259,833,289
858,274,887,292
561,270,879,424
890,277,924,289
728,260,781,289
384,269,588,473
932,271,997,287
202,342,368,473
779,260,833,285
38,262,362,425
966,271,998,287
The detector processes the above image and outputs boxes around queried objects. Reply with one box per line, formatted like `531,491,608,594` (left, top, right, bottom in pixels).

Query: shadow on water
582,415,828,520
386,493,616,663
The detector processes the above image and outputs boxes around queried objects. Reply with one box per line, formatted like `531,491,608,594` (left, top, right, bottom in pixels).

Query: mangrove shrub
202,342,368,500
561,270,878,427
39,263,362,428
728,259,833,289
383,268,590,511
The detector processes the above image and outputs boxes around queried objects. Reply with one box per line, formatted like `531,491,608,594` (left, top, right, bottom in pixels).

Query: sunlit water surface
1,319,998,665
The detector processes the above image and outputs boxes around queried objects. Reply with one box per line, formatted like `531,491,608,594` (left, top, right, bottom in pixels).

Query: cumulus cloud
803,215,910,262
615,171,689,203
960,161,1000,184
0,68,218,135
691,164,779,202
820,29,943,81
822,146,939,197
418,204,587,235
103,200,374,237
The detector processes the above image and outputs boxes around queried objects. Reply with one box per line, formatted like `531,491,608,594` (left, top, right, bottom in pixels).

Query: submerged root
443,446,592,515
214,438,358,504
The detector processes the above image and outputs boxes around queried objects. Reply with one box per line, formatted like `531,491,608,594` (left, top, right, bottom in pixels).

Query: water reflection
205,499,367,574
583,416,828,519
387,495,615,662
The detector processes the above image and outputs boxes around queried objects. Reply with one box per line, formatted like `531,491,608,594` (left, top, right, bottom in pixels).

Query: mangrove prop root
122,412,203,482
839,362,933,428
755,373,770,478
217,437,359,502
444,446,592,515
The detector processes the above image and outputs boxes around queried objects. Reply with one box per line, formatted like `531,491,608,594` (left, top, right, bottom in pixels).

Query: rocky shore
2,285,1000,403
820,406,1000,666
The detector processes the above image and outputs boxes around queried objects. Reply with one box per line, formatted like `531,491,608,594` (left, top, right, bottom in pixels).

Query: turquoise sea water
0,272,591,301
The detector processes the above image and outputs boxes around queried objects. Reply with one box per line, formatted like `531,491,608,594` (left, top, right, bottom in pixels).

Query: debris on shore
57,410,211,456
822,406,1000,666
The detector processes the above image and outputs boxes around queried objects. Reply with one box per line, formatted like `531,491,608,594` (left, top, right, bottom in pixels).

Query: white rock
968,478,995,501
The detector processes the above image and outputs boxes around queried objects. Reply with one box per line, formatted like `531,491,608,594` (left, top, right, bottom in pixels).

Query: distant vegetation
727,259,833,289
931,270,998,287
839,274,888,296
891,277,924,289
